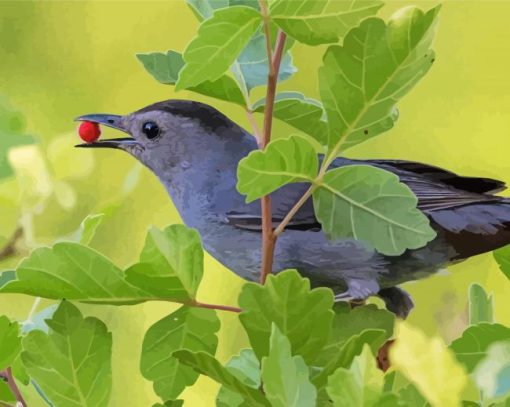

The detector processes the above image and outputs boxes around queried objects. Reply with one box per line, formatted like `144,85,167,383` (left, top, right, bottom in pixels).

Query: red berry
78,121,101,143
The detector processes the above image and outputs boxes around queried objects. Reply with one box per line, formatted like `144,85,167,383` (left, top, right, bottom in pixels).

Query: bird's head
75,100,252,179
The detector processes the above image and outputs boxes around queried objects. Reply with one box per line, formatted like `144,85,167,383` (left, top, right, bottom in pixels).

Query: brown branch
0,227,23,263
192,301,241,313
0,367,27,407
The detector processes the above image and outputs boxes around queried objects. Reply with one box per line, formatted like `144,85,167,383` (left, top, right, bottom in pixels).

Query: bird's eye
142,121,160,139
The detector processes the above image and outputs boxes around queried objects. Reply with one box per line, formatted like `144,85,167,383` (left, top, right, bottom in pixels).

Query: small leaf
172,350,269,406
493,245,510,281
0,315,21,371
238,270,334,363
319,6,440,152
21,301,112,407
326,345,385,407
313,165,436,255
254,92,327,144
186,0,229,20
390,322,467,407
398,383,428,407
125,225,203,302
176,6,261,90
270,0,383,45
450,323,510,372
141,306,220,402
237,135,318,202
262,324,317,407
78,213,105,245
217,349,261,407
469,284,494,325
474,341,510,400
0,380,15,404
137,51,245,105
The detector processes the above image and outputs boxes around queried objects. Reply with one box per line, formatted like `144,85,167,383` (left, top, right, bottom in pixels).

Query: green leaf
21,303,59,334
78,213,105,245
21,301,112,407
326,345,385,407
313,165,436,255
261,324,316,407
469,284,494,325
217,349,261,407
140,306,219,402
493,245,510,281
137,51,245,105
125,225,203,301
254,92,327,144
474,341,510,400
398,383,428,407
312,329,387,389
176,6,261,90
172,350,269,406
11,354,30,385
186,0,259,21
237,135,318,202
450,323,510,372
153,401,184,407
0,315,21,371
238,270,334,363
319,6,440,152
0,380,15,404
270,0,383,45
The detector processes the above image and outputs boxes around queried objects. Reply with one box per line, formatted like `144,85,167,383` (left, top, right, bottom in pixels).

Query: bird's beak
74,113,137,150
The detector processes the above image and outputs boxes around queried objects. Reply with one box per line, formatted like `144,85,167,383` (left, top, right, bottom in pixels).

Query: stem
0,368,27,407
273,185,316,236
0,226,23,263
192,301,241,313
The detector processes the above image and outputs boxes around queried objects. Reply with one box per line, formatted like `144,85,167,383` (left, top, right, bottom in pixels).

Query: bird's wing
227,158,506,231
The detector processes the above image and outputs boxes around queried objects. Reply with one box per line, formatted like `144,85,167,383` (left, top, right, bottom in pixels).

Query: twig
0,368,27,407
193,301,241,313
0,227,23,263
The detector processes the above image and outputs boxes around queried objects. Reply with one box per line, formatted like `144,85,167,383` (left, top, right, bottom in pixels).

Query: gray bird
76,100,510,317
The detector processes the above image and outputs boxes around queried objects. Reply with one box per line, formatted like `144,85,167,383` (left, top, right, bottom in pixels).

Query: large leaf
261,324,317,407
1,225,205,305
319,6,440,152
0,315,21,371
326,345,387,407
238,270,334,363
137,51,245,105
217,349,261,407
313,165,436,255
390,322,467,407
172,350,269,406
21,301,112,407
176,6,261,90
450,323,510,372
469,284,493,325
473,341,510,401
237,135,318,202
269,0,383,46
125,225,203,302
254,92,327,144
140,306,220,402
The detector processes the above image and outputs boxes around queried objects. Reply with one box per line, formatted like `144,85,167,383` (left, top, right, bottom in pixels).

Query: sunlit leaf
237,135,318,202
77,213,106,246
469,284,493,325
176,7,261,90
172,350,269,406
493,245,510,281
0,315,21,371
137,51,245,105
0,380,15,404
319,6,440,152
326,345,387,407
261,324,317,407
450,323,510,372
21,301,112,407
474,341,510,401
238,270,334,363
141,306,219,402
391,322,467,407
270,0,383,45
313,165,436,255
254,92,327,144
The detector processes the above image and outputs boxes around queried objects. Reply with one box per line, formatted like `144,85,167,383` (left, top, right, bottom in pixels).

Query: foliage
2,0,510,406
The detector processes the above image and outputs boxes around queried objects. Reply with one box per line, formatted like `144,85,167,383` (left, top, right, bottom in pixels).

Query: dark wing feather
226,158,506,232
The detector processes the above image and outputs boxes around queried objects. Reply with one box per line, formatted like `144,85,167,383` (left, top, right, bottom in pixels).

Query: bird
76,99,510,318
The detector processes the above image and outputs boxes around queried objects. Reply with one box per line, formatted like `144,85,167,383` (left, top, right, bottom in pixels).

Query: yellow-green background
1,1,509,405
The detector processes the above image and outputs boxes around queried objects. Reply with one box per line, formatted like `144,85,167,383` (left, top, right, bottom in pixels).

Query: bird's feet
334,278,380,303
377,287,414,319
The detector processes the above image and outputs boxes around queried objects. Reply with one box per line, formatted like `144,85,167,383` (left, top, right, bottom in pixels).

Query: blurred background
1,1,510,405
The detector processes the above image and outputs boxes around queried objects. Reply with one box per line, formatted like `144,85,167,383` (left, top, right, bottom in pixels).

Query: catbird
76,100,510,317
